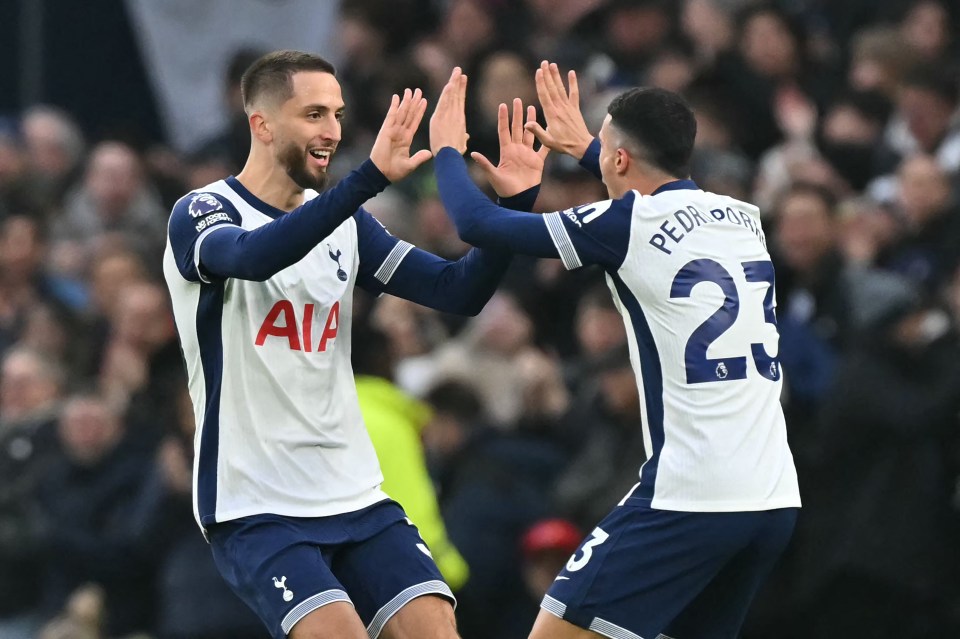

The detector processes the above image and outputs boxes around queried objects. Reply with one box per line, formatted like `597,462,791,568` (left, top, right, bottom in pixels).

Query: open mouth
308,148,333,169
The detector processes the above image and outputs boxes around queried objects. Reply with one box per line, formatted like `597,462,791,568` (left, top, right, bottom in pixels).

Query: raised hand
429,67,469,155
471,98,549,198
370,88,433,182
525,61,594,160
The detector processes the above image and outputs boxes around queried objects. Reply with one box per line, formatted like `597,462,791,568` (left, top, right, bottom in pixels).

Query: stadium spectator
795,273,960,637
0,348,65,639
56,141,167,270
552,343,645,529
36,393,164,637
423,380,566,639
352,324,470,591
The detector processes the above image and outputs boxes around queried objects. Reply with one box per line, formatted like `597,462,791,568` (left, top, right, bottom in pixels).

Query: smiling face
267,71,344,191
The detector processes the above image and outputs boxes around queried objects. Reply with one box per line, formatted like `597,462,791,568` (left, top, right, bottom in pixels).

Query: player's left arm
433,146,632,271
353,185,536,316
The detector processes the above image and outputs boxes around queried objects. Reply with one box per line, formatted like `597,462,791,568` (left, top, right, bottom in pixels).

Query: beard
278,140,329,192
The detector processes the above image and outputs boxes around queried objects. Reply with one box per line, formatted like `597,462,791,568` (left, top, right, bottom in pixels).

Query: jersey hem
646,496,801,512
199,488,391,526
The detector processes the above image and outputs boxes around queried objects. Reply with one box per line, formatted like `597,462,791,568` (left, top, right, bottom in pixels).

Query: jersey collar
225,176,289,220
651,179,699,195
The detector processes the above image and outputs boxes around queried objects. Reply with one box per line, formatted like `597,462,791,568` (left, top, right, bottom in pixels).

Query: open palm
471,98,549,198
370,88,433,182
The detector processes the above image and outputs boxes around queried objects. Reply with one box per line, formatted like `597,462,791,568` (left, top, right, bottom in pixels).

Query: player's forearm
384,246,511,315
434,147,559,258
579,138,602,180
201,161,390,281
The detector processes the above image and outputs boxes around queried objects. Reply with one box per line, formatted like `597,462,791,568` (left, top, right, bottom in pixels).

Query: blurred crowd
1,0,960,637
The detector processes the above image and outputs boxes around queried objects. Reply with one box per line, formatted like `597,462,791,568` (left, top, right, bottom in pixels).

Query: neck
609,170,685,199
235,145,305,212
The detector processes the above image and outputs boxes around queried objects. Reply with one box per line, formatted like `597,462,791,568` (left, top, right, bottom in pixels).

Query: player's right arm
167,163,390,283
525,61,602,180
168,89,432,283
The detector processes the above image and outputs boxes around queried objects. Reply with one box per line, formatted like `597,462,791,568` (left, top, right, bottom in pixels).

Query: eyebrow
302,104,346,113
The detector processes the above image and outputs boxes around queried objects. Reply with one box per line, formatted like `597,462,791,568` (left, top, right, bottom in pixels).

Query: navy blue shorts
207,500,454,639
543,494,797,639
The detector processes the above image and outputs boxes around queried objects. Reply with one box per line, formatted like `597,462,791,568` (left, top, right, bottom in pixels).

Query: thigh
209,516,352,639
664,508,798,639
542,503,761,639
288,601,368,639
528,608,606,639
381,592,458,639
334,515,455,639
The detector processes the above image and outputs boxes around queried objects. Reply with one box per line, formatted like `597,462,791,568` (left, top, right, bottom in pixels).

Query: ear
615,148,630,176
249,111,273,144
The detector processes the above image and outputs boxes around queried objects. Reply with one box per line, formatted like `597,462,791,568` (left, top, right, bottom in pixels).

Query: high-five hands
429,67,469,155
370,88,433,182
525,61,594,160
471,98,549,198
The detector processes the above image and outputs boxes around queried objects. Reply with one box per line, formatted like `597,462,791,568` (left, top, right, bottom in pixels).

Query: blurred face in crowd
822,104,882,145
58,396,122,466
114,283,174,354
897,85,955,153
0,350,61,422
422,411,467,463
896,154,950,227
901,0,951,60
441,0,494,60
85,142,143,219
0,216,44,284
477,53,537,123
264,71,343,192
473,292,533,354
775,191,836,275
740,10,798,78
576,301,626,357
600,365,640,416
90,251,148,317
22,108,82,178
606,3,671,57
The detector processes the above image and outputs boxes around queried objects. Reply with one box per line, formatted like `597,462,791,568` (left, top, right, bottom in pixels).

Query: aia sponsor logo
255,301,339,352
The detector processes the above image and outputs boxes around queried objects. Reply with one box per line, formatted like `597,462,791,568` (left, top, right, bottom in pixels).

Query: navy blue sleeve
354,207,407,294
193,161,390,283
579,138,602,180
168,192,243,283
353,207,514,315
434,147,630,270
378,246,512,315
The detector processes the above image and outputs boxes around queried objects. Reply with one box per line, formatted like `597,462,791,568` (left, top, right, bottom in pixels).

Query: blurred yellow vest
355,375,469,591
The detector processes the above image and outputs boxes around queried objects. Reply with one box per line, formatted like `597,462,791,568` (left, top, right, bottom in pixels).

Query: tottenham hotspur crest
273,576,294,601
328,245,348,281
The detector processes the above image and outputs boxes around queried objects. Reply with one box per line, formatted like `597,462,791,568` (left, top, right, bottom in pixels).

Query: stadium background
1,0,959,637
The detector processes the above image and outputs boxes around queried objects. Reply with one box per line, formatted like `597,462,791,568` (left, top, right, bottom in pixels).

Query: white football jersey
543,180,801,511
164,176,413,529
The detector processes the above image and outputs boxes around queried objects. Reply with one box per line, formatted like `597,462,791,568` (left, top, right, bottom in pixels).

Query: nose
322,116,341,145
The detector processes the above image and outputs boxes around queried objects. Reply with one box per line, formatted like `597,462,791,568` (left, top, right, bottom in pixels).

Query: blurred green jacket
355,375,469,591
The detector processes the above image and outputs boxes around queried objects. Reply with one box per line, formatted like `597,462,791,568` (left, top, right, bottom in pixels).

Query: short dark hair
241,50,336,110
607,87,697,178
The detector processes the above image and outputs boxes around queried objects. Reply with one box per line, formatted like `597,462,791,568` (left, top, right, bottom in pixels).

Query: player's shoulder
168,180,243,239
557,190,638,228
699,189,762,219
171,180,233,218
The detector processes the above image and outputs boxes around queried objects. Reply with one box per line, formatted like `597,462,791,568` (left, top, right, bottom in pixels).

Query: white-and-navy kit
163,165,454,638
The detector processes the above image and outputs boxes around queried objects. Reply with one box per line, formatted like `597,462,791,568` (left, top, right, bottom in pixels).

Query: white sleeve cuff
543,212,583,270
